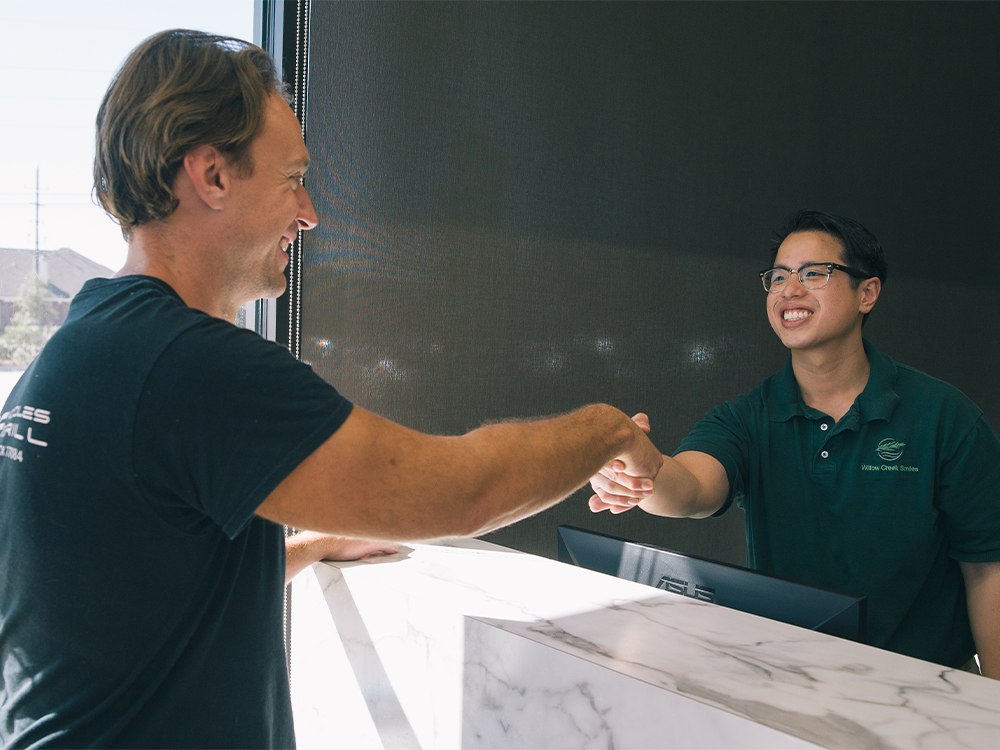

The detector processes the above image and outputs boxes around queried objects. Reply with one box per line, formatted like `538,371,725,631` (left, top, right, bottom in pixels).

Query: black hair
772,209,886,326
772,209,887,285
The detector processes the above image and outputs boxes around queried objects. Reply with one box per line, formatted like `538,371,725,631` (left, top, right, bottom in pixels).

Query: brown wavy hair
93,29,285,236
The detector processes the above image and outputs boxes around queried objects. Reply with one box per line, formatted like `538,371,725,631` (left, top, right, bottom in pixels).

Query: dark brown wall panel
298,2,1000,564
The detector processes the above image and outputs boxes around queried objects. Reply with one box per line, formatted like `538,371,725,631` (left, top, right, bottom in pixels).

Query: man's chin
248,277,288,304
267,274,288,299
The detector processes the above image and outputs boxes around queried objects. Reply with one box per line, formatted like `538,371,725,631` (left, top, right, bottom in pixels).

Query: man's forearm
285,531,398,584
638,455,718,518
259,403,662,541
456,404,661,536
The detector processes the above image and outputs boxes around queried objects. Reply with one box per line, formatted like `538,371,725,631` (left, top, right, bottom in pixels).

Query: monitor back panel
558,525,866,642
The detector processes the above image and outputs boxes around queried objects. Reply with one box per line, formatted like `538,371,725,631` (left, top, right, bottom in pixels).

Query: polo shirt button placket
813,419,836,477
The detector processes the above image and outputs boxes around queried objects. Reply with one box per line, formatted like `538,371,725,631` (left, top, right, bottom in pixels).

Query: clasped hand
589,412,660,514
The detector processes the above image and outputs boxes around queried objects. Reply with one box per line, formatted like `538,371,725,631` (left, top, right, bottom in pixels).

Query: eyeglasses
759,263,872,293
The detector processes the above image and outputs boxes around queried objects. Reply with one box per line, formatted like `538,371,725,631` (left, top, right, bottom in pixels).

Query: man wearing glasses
589,209,1000,679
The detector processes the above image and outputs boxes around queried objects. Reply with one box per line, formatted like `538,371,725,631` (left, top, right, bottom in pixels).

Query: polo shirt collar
767,339,899,424
857,339,899,423
767,358,804,423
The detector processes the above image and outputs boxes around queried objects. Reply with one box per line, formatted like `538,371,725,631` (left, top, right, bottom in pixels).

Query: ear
859,277,882,314
180,145,230,211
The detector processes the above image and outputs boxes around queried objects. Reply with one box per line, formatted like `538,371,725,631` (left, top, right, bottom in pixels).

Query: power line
35,167,39,274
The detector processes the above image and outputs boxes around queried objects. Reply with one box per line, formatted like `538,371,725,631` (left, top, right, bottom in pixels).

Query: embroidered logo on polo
875,438,905,462
861,437,919,473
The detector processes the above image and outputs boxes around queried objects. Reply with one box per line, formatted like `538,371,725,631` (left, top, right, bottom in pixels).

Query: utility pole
34,166,40,277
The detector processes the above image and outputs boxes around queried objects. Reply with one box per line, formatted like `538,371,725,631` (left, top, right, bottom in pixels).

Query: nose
297,183,319,231
780,271,806,295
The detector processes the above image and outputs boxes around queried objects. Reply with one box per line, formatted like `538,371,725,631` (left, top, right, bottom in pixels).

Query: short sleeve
133,320,353,538
937,415,1000,562
673,399,753,516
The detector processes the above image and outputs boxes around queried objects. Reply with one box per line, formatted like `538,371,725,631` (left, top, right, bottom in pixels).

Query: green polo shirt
676,340,1000,667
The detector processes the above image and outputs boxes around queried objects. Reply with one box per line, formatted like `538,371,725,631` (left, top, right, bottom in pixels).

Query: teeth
279,239,290,251
783,310,812,321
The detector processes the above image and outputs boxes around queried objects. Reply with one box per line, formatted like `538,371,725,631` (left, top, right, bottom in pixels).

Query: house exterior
0,247,112,329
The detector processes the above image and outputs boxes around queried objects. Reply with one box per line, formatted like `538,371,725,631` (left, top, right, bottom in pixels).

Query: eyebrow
286,151,310,170
771,260,830,269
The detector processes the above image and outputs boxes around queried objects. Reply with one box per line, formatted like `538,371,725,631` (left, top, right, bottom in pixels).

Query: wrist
583,403,633,456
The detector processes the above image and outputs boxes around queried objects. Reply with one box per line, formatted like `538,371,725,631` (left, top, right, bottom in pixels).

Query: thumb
632,412,651,434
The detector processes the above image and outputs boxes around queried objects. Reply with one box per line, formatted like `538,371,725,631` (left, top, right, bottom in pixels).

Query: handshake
589,413,660,515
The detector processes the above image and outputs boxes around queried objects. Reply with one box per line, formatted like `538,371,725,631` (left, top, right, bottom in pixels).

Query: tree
0,275,60,365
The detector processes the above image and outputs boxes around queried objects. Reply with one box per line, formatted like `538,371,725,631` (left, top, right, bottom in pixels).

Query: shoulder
686,380,771,441
74,276,283,365
162,314,297,371
881,356,995,464
150,313,342,410
74,275,188,314
721,373,782,420
66,276,206,344
891,359,984,419
23,277,208,400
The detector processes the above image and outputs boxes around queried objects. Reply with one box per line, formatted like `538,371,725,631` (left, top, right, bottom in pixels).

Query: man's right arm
255,403,663,541
589,450,729,519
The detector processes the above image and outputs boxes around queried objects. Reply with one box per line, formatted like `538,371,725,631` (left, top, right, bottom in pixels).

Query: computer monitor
557,525,867,643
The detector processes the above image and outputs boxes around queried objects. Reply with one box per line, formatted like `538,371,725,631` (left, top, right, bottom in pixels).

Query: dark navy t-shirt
0,277,352,748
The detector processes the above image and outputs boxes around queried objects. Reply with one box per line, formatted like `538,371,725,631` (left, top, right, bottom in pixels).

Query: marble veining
290,538,1000,749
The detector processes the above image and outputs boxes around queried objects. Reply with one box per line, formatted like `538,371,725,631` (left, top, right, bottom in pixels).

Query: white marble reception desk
289,538,1000,749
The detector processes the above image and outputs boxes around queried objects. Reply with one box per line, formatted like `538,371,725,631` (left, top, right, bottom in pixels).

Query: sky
0,0,255,273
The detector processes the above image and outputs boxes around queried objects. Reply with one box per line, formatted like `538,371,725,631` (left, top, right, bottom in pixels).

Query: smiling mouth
783,310,812,321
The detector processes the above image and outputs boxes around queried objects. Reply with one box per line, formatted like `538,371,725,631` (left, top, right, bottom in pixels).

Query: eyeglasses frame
759,262,873,293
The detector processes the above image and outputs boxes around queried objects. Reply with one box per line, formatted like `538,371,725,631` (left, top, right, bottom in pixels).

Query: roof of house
0,247,113,301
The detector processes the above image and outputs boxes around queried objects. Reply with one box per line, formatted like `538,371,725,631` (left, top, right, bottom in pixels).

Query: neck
117,222,241,322
790,335,870,422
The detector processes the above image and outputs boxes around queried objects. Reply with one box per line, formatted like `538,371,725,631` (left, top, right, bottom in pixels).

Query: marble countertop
296,538,1000,749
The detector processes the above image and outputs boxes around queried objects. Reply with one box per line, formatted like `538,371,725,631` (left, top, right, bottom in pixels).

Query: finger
589,494,638,513
590,471,626,493
591,471,653,497
590,493,640,515
632,412,651,434
589,494,612,513
617,474,654,493
602,468,655,493
592,485,643,509
595,464,623,483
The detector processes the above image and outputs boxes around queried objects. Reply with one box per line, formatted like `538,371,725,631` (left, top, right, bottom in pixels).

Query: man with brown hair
0,30,660,747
